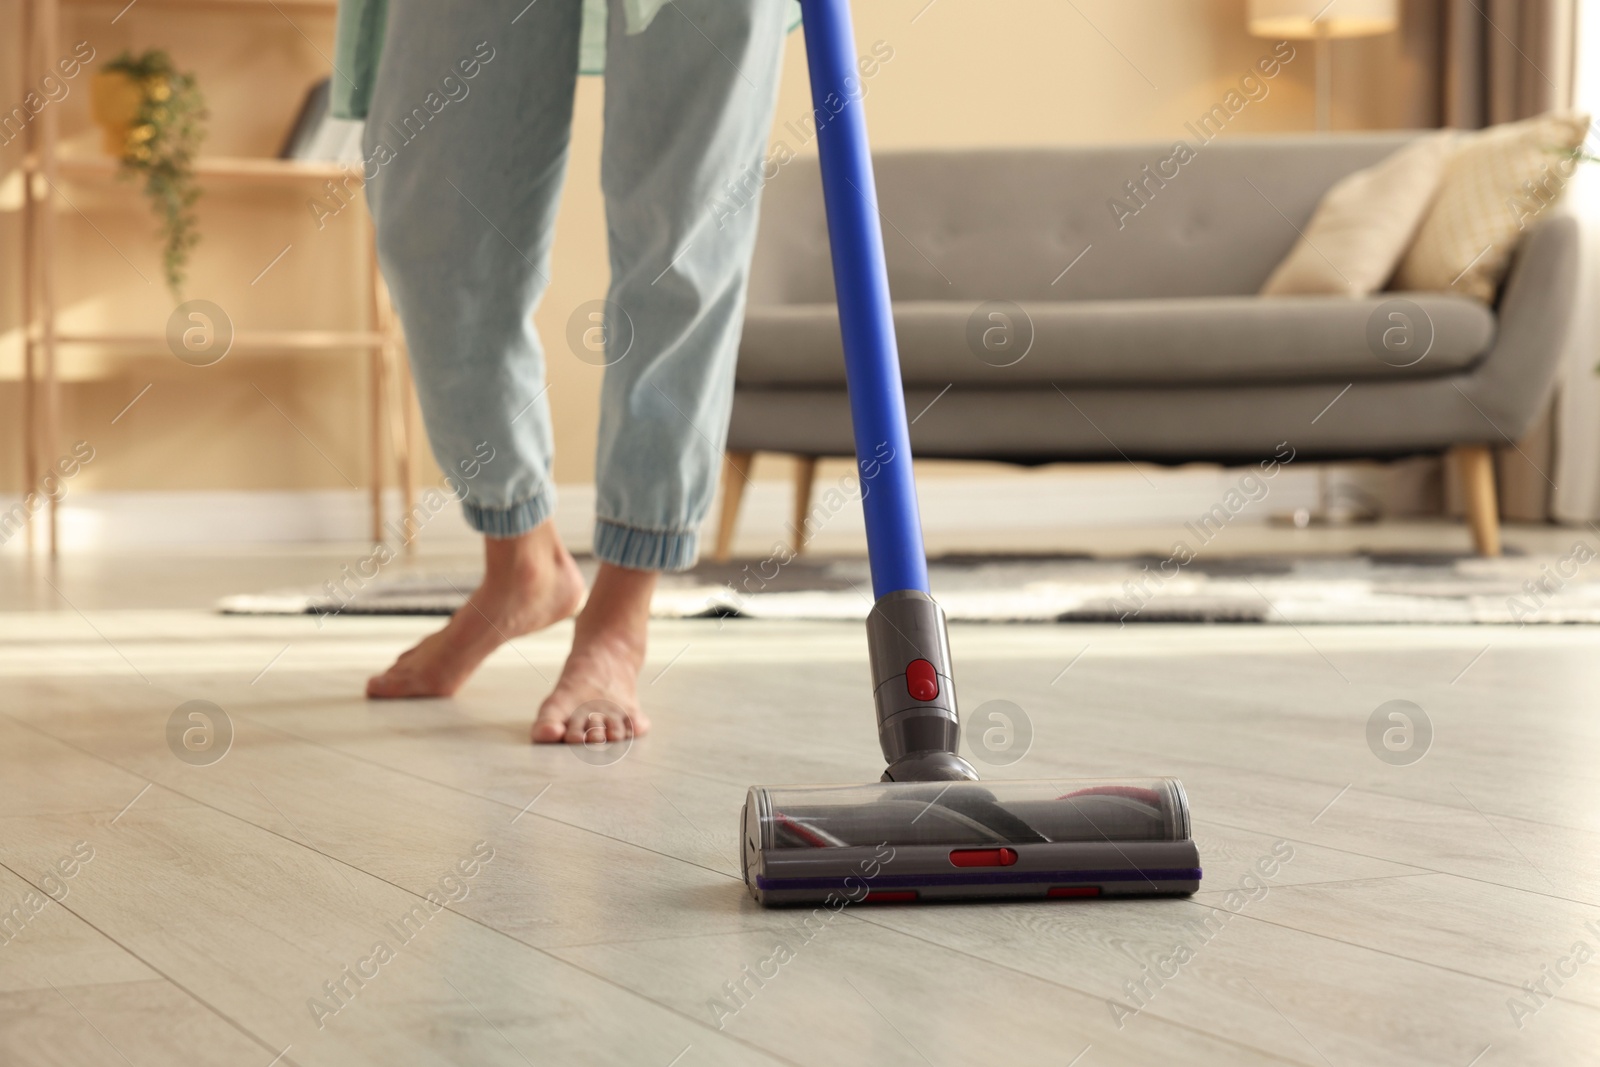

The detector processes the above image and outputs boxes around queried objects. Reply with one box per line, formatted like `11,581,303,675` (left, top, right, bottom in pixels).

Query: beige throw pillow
1261,132,1455,298
1392,111,1591,302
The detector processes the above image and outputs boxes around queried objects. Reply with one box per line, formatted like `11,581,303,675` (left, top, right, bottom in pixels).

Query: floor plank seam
0,853,311,1067
1202,818,1600,909
4,714,812,1067
845,910,1316,1067
1204,871,1437,892
1211,905,1600,1019
1089,742,1600,838
229,711,750,883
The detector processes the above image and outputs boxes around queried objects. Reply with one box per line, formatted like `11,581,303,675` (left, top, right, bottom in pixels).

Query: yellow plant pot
89,71,144,156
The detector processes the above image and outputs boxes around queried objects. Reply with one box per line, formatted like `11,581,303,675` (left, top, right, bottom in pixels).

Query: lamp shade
1248,0,1398,39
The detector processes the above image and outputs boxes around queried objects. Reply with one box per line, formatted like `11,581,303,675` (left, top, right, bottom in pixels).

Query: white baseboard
0,466,1331,553
0,489,490,554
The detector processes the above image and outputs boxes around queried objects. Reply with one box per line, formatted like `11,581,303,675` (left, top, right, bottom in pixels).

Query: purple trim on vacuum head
755,867,1203,892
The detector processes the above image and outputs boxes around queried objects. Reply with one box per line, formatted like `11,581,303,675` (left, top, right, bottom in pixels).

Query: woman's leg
363,0,587,698
532,0,790,740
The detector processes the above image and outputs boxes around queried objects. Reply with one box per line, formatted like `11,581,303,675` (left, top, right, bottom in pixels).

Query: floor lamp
1248,0,1400,132
1250,0,1400,525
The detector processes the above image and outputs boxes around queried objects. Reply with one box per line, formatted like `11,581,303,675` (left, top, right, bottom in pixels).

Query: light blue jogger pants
364,0,788,570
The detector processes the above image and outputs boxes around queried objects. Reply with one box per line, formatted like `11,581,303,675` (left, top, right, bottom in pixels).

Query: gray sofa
716,133,1580,559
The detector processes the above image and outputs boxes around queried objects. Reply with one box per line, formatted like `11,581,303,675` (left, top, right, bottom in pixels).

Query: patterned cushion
1261,132,1455,297
1393,112,1591,302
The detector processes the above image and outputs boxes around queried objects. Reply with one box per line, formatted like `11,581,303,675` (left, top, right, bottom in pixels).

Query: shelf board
44,155,358,184
54,330,384,351
61,0,337,10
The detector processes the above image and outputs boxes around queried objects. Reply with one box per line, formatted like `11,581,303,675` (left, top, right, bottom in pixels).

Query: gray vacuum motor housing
866,590,978,782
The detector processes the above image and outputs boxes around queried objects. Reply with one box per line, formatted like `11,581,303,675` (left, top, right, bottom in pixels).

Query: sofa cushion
1261,132,1456,297
737,294,1496,388
1394,111,1592,302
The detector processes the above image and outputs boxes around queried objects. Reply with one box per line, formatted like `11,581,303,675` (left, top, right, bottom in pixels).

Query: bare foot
366,522,584,699
533,563,658,744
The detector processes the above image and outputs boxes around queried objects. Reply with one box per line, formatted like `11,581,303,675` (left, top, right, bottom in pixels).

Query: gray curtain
1435,0,1581,522
1441,0,1576,127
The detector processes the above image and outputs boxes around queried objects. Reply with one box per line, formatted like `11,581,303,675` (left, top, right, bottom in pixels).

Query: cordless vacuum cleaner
739,0,1202,907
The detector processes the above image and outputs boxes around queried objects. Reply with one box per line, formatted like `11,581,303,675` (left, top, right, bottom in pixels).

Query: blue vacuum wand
740,0,1201,906
800,0,970,785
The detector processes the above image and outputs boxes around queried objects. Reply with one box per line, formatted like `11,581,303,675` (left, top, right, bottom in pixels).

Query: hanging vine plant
97,50,208,297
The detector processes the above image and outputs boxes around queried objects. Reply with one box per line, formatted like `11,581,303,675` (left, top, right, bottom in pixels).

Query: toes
530,694,645,747
531,695,579,744
627,708,652,738
583,708,639,743
530,712,567,744
567,708,609,745
366,672,403,699
367,664,458,699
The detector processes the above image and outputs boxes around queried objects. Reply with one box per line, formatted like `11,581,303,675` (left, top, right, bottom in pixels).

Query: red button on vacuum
905,659,940,701
863,890,919,903
949,847,1018,868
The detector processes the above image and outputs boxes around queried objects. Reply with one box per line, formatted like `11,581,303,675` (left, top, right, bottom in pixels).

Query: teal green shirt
332,0,799,120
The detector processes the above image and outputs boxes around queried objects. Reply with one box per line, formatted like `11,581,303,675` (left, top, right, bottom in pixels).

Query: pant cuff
593,518,699,572
462,489,556,539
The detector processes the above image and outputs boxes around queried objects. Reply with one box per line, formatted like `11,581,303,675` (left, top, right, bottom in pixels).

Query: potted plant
90,50,207,297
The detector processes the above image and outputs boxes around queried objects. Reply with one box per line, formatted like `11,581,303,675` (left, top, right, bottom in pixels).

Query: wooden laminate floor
3,549,1599,1065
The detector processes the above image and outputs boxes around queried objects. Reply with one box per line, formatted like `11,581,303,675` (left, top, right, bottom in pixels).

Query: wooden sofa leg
1455,444,1502,558
792,456,818,555
714,451,754,562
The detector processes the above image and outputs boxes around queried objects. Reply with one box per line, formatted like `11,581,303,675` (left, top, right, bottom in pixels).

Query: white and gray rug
219,549,1600,624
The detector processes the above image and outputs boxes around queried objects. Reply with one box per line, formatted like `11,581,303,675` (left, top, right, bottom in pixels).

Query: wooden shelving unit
16,0,414,556
60,0,340,12
51,153,354,182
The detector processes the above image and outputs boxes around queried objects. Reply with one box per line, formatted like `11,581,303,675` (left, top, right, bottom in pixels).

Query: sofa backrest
746,133,1424,305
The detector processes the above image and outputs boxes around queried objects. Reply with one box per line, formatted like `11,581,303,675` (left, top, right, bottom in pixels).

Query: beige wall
0,0,1432,497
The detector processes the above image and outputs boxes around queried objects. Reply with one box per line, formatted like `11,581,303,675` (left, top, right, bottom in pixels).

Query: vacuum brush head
741,777,1200,906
